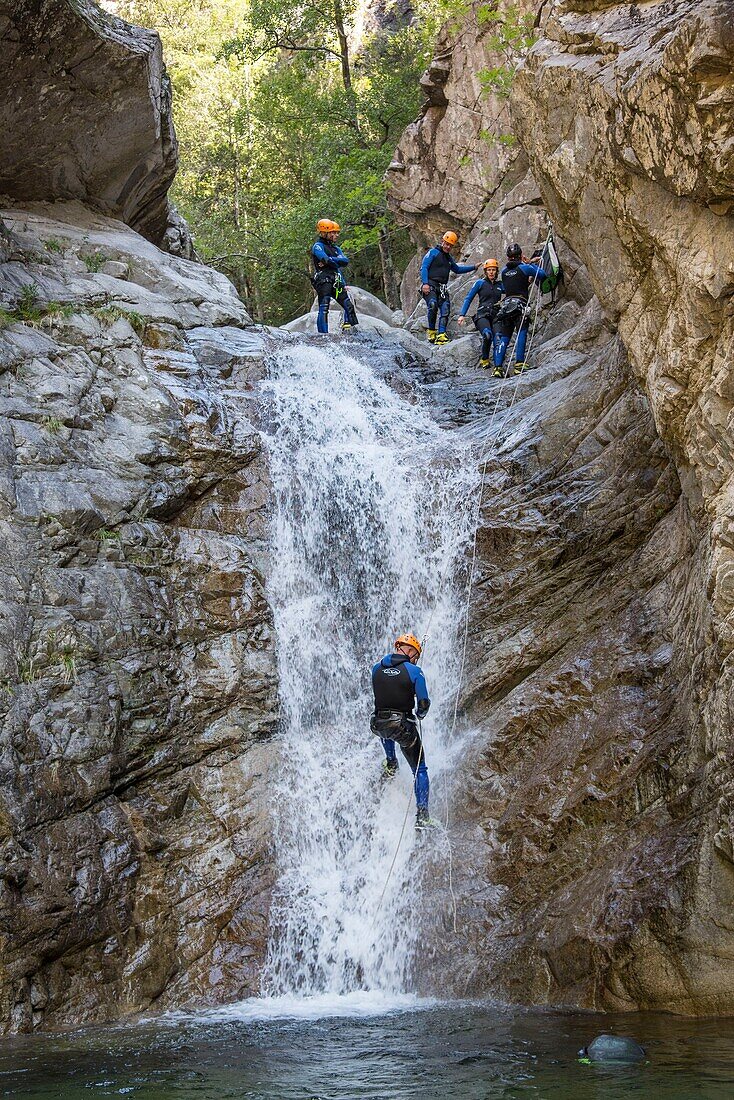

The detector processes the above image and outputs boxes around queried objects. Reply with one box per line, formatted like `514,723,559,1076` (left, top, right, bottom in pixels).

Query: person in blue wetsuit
311,218,359,334
420,230,478,345
370,633,435,830
492,242,547,377
457,257,502,368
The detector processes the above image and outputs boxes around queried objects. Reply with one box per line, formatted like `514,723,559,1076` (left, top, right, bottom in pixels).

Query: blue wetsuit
371,652,430,810
311,239,358,333
493,260,546,369
420,246,476,334
460,277,503,360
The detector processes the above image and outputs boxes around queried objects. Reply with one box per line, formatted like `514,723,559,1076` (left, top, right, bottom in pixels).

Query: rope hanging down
372,223,554,932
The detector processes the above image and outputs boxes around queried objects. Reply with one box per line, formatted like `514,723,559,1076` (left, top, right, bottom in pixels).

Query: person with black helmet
457,258,502,368
419,231,478,345
493,243,547,377
311,218,359,334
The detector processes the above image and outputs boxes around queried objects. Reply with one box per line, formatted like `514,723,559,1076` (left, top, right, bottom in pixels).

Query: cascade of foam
259,343,476,998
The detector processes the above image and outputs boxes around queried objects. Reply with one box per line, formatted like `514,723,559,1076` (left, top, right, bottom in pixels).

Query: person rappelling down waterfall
492,243,547,377
310,218,359,334
370,633,437,830
457,258,502,368
420,231,478,345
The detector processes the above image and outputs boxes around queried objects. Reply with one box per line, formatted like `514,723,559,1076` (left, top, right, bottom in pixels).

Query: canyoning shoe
479,358,490,369
434,333,449,346
341,323,353,333
513,361,528,375
381,759,399,780
415,808,440,831
493,366,504,378
426,329,437,344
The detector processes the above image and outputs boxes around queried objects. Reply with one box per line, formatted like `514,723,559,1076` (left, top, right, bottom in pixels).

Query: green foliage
44,301,75,319
45,237,63,253
93,304,146,334
82,250,109,272
2,290,75,327
96,527,121,542
477,4,537,99
18,656,37,685
16,283,41,321
41,416,63,434
111,0,528,322
114,0,447,322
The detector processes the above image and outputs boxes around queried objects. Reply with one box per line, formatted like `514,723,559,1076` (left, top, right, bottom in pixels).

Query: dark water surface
1,1000,733,1099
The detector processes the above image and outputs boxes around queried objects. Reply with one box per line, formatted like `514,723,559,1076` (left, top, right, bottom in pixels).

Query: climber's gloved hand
417,700,430,720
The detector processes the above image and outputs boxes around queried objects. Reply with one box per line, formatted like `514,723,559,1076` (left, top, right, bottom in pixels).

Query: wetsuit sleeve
407,664,430,716
449,258,477,275
420,249,438,284
312,241,332,267
460,281,482,315
332,247,350,267
519,262,548,281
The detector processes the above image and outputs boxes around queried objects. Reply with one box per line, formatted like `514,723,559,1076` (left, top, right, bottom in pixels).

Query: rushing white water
259,341,477,999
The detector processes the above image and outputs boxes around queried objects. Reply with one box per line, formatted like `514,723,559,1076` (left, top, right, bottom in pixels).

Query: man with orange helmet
419,231,478,345
457,258,502,367
311,218,359,334
371,633,434,829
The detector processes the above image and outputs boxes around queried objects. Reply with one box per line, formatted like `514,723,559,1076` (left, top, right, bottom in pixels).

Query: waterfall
259,342,476,1000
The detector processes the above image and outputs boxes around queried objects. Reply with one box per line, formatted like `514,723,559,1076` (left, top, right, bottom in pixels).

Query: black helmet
506,242,522,260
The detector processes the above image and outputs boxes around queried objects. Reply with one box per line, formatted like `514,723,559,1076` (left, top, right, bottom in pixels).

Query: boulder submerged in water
579,1034,647,1063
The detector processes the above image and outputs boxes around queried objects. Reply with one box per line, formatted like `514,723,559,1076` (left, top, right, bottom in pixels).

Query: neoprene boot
426,329,437,343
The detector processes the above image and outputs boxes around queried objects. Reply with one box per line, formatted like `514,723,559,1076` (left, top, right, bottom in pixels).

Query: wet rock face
423,299,700,1010
389,0,734,1015
0,1,184,250
0,204,276,1032
507,0,734,1012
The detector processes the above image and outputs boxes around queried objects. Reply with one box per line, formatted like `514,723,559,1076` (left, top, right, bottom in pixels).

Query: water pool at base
1,1000,733,1099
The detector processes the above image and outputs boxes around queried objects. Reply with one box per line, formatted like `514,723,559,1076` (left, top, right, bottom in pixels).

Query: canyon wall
0,202,277,1030
391,0,734,1013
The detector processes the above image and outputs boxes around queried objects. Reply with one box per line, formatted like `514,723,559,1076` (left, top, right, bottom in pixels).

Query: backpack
530,237,564,300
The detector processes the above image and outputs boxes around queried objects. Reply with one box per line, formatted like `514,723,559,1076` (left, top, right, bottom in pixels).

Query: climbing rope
372,223,554,934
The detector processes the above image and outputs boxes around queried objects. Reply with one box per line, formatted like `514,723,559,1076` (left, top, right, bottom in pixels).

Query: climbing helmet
317,219,340,234
395,633,422,658
441,231,459,246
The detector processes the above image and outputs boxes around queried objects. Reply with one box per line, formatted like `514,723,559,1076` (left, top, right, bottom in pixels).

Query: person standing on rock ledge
492,243,547,377
420,232,478,345
457,258,503,367
310,219,359,334
370,633,436,830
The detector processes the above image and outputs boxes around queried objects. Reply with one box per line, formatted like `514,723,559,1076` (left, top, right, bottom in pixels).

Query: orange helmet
483,258,499,273
395,633,422,658
442,231,458,246
317,218,340,235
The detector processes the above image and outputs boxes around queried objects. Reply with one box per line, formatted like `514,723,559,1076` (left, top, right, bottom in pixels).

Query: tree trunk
333,0,352,93
378,227,400,311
